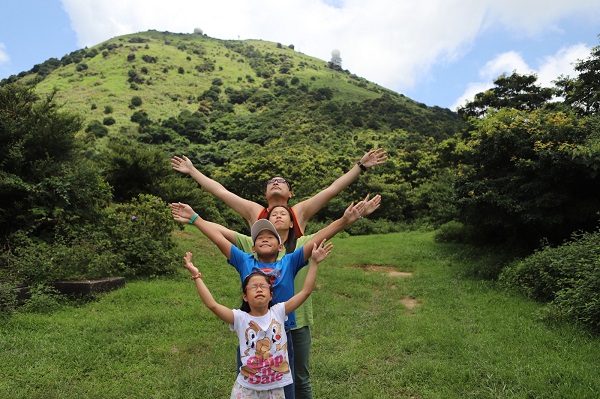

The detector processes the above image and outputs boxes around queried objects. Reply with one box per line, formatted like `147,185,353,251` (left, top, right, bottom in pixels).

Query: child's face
269,206,293,231
252,230,282,256
243,275,272,306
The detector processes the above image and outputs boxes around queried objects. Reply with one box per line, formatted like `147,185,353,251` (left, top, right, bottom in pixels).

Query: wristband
190,273,202,280
189,213,199,224
357,161,367,172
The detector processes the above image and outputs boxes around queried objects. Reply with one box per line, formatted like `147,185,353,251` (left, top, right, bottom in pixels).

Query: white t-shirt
230,303,292,391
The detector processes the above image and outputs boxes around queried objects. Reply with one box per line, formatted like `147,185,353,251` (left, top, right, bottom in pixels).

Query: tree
0,84,111,238
457,72,554,119
100,138,172,202
556,40,600,115
453,108,600,248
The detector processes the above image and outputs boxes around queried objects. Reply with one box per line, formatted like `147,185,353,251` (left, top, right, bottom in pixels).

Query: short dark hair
265,177,292,191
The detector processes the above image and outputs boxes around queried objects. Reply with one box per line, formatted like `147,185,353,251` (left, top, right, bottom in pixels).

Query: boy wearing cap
170,201,364,330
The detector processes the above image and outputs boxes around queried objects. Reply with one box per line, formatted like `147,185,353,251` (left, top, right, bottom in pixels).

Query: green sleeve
293,234,315,329
234,232,255,254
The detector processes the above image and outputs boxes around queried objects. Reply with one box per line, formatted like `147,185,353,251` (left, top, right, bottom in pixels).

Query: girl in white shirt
182,239,332,399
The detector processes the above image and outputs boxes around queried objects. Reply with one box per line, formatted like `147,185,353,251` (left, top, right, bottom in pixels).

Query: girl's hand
362,194,381,217
312,239,333,263
183,252,200,275
342,201,365,223
170,202,196,223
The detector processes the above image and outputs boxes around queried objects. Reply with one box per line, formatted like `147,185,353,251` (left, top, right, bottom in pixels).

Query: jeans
291,326,312,399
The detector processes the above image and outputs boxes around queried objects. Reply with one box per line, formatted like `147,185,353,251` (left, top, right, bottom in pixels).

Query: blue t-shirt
228,244,308,329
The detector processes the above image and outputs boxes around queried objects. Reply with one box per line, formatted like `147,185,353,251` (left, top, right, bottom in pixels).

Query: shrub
131,96,143,107
85,120,109,138
20,284,63,313
434,221,473,243
0,282,18,315
102,194,179,277
2,195,179,287
500,229,600,332
103,117,116,126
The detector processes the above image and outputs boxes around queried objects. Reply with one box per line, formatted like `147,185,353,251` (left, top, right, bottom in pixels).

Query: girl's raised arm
184,252,234,324
285,239,332,314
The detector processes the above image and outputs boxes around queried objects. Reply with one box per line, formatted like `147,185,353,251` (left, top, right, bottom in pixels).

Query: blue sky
1,0,599,110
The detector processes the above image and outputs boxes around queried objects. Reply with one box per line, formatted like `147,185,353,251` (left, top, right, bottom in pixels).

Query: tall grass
1,227,598,398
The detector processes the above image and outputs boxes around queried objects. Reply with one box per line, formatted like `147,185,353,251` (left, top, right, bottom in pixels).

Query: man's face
265,177,292,201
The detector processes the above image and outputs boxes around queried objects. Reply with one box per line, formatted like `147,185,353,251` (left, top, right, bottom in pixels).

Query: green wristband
189,213,199,224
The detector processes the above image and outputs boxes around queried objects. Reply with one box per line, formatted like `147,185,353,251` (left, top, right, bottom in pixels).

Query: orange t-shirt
257,206,304,238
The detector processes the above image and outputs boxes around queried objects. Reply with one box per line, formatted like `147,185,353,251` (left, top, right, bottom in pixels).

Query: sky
1,0,599,110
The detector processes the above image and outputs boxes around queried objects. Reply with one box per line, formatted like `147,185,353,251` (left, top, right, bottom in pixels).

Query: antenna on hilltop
329,49,342,70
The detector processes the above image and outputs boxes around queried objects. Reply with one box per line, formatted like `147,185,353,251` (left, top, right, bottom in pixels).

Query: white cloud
0,43,9,65
450,43,592,110
451,81,493,110
479,51,532,80
537,44,591,85
60,0,599,104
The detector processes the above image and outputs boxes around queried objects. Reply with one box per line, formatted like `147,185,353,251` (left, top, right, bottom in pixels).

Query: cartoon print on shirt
268,319,289,373
240,321,271,379
239,318,290,381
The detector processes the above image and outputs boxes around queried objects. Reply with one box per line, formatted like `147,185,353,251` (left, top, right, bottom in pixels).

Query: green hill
2,30,465,226
4,30,462,137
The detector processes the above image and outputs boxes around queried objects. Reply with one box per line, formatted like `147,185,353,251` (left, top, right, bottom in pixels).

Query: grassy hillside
22,31,397,130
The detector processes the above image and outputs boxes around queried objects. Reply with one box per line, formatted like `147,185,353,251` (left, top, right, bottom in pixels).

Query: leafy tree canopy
556,38,600,116
457,72,554,119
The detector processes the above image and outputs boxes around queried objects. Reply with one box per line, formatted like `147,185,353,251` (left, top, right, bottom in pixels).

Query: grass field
1,227,599,398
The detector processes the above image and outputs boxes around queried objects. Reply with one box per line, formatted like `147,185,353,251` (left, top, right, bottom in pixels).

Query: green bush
500,229,600,332
0,282,17,315
102,194,179,277
131,96,143,107
20,284,63,313
2,194,178,291
434,221,472,243
103,116,116,126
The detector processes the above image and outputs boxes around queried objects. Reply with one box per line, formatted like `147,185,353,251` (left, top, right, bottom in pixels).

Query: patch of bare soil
364,265,413,278
172,230,195,239
400,296,419,309
401,296,420,315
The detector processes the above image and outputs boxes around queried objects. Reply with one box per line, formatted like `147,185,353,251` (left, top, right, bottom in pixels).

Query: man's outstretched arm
293,148,387,232
171,155,264,226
